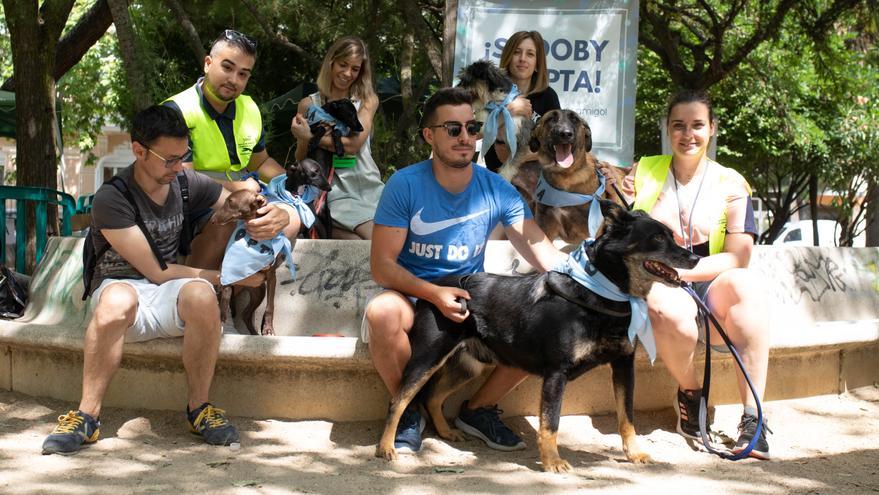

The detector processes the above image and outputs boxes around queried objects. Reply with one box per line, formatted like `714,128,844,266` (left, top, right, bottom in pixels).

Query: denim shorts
691,280,730,354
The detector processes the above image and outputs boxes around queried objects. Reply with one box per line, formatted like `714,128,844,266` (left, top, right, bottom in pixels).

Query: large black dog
376,201,700,472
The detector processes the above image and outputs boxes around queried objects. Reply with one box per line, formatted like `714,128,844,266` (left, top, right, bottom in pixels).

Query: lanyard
672,161,710,251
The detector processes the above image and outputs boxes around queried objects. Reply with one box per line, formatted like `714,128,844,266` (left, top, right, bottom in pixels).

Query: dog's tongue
554,144,574,168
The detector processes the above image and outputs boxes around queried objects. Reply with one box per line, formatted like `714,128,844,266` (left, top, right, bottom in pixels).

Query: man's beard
436,147,473,169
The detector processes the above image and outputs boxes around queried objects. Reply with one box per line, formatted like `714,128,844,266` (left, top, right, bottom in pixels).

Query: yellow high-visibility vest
633,155,750,255
167,84,262,174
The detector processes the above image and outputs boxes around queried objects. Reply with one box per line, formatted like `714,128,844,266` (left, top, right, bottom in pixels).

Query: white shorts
90,277,215,343
359,290,417,344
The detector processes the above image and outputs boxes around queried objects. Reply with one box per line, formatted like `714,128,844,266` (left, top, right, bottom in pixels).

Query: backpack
81,174,190,300
0,264,28,319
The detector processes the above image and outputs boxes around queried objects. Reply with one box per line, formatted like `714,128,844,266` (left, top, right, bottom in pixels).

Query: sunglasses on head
223,29,257,51
428,120,483,137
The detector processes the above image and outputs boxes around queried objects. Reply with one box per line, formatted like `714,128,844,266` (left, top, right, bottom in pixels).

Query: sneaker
187,403,239,446
394,407,426,454
454,401,526,451
42,410,100,455
673,388,702,440
732,413,772,460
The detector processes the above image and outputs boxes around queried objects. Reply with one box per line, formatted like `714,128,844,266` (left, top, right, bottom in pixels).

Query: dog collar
550,241,656,363
536,172,606,237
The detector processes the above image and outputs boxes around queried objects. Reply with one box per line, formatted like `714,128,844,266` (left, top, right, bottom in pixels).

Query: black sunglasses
223,29,257,51
428,120,483,137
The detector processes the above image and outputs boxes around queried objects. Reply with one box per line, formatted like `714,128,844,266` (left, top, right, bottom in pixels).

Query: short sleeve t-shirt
375,160,531,281
91,165,222,289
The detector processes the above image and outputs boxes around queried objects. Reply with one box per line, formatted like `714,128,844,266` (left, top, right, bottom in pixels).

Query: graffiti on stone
289,248,379,313
759,249,850,305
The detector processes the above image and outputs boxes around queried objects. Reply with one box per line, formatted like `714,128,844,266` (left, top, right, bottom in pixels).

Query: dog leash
681,284,767,460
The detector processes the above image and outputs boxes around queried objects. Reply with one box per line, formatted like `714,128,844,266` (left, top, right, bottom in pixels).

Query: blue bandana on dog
481,84,520,161
306,104,352,136
219,175,316,286
536,172,606,238
550,240,656,363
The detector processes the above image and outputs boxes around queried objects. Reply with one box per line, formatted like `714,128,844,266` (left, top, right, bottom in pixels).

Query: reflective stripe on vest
633,155,742,255
167,84,261,174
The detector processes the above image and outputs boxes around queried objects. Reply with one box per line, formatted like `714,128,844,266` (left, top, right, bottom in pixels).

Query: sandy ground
0,385,877,495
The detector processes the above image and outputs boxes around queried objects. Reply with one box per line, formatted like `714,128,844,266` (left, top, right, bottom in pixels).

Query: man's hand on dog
506,96,532,118
430,286,471,322
245,203,290,241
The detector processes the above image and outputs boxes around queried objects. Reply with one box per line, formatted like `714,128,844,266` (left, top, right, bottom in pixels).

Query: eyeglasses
223,29,257,52
428,120,483,137
146,147,189,168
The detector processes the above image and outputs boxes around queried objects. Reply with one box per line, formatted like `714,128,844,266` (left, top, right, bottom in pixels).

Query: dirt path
1,385,877,494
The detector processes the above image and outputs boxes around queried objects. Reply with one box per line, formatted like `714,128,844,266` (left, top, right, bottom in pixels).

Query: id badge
333,155,356,168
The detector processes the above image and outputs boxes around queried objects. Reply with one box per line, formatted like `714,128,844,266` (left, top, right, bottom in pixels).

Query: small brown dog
211,158,332,335
529,109,627,243
211,189,282,336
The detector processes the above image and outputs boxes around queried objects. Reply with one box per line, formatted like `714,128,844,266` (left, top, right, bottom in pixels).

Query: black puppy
308,99,363,157
376,201,700,472
285,157,332,196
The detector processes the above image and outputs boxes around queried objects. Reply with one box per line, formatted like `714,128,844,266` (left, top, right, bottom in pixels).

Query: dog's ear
598,199,628,231
529,136,541,153
583,119,593,153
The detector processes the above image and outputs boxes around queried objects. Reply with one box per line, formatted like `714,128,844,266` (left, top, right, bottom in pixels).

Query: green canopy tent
0,90,16,138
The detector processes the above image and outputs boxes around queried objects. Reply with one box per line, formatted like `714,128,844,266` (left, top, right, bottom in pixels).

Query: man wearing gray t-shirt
42,106,239,455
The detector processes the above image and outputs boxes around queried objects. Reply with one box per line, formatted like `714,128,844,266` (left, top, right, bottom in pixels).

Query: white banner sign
454,0,639,166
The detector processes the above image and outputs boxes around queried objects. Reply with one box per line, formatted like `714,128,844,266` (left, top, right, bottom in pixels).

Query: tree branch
238,0,318,67
162,0,204,65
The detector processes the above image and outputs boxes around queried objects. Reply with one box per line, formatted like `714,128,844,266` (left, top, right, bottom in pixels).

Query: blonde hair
316,37,376,102
498,31,549,95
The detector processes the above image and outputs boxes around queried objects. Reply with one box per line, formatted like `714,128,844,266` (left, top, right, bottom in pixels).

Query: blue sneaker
394,407,426,454
42,410,100,455
454,401,526,451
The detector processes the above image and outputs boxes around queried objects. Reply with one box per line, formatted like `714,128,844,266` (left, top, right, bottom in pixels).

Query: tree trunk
442,0,457,87
2,0,76,273
107,0,152,111
809,174,819,246
866,179,879,247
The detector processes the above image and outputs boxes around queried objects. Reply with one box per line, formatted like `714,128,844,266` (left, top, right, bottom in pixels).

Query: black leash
682,284,766,460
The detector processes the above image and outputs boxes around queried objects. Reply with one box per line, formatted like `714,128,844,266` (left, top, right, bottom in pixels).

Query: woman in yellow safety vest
620,89,771,460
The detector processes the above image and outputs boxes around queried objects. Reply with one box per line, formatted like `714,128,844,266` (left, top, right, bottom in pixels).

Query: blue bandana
305,104,352,136
481,84,520,161
536,172,606,237
550,240,656,363
219,175,315,286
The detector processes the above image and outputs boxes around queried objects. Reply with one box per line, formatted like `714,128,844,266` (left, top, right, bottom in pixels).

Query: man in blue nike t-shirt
363,87,564,454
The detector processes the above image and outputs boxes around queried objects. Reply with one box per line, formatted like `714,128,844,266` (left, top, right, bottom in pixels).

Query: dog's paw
375,444,398,461
261,327,275,336
541,456,573,473
626,451,652,464
438,428,468,442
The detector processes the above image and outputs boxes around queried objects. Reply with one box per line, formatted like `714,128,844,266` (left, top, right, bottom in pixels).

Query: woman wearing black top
485,30,561,172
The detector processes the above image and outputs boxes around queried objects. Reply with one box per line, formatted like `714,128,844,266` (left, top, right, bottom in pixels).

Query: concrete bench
1,237,877,421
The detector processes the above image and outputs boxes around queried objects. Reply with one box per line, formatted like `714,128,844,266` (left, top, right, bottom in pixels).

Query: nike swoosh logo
409,208,489,236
